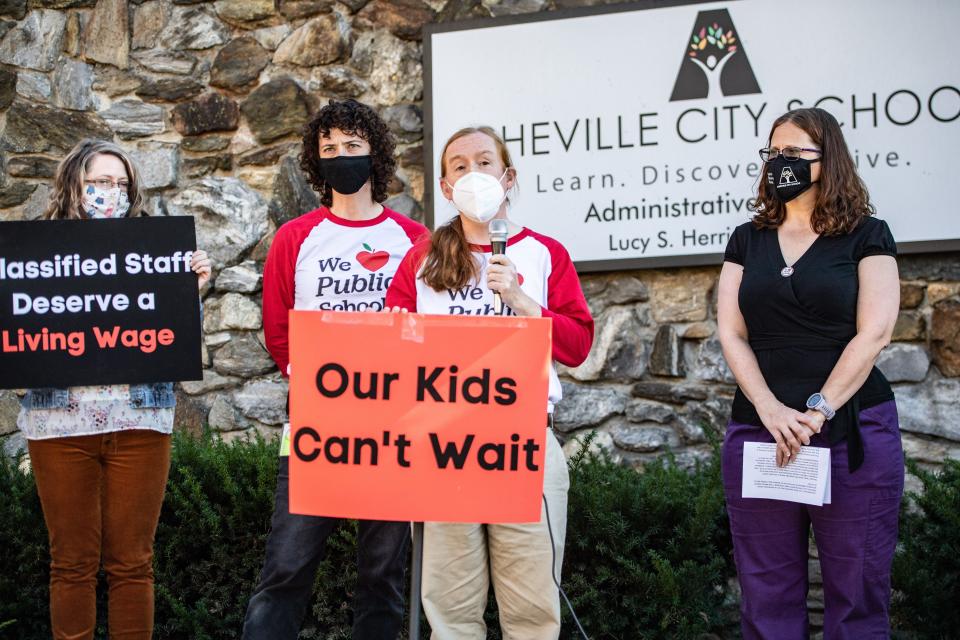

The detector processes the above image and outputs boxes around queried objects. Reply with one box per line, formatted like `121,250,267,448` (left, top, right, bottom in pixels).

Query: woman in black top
717,108,903,640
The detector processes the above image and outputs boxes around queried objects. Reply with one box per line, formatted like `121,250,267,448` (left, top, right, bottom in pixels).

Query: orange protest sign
288,310,552,523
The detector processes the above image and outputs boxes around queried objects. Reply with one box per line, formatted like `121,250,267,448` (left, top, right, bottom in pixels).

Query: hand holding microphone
488,219,509,315
486,219,541,317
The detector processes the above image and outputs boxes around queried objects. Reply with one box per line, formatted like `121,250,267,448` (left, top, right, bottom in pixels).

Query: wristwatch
806,392,836,420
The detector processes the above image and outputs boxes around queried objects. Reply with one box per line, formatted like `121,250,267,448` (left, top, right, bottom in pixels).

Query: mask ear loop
500,167,514,207
442,179,457,209
498,167,511,188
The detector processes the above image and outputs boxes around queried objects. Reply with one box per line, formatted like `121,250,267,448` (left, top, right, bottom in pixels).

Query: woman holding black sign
385,126,593,639
18,139,211,640
717,108,903,639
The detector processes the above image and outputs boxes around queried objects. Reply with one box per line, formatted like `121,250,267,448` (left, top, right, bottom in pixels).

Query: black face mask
319,155,372,195
765,156,820,203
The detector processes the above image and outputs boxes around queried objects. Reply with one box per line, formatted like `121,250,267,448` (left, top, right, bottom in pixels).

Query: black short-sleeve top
723,215,897,470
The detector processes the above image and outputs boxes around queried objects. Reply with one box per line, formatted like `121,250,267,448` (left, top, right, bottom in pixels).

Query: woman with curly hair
20,138,211,639
717,108,903,639
243,99,427,639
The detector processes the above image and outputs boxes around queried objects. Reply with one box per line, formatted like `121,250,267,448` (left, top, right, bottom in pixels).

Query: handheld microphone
489,218,509,315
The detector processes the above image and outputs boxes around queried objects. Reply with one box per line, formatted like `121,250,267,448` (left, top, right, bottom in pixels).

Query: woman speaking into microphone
717,108,903,639
386,126,593,639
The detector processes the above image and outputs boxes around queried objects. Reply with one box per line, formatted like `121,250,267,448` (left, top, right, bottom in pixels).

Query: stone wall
1,0,959,478
556,261,960,475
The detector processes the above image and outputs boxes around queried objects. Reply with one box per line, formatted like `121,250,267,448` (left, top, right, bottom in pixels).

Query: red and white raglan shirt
263,206,428,377
385,228,594,413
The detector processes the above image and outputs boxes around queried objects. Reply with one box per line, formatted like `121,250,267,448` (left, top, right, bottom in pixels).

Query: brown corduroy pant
28,430,171,640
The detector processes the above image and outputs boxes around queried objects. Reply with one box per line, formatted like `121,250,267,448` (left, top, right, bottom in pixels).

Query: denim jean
242,457,410,640
22,383,176,410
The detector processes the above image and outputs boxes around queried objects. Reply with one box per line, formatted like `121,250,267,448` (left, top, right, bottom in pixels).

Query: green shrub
0,431,737,639
7,431,950,639
0,453,49,637
891,458,960,639
153,430,360,639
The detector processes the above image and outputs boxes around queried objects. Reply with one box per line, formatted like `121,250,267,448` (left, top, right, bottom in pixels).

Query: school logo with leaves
669,8,761,101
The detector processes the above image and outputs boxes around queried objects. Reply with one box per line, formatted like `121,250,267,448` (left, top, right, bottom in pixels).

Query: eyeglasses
85,178,130,192
758,146,822,162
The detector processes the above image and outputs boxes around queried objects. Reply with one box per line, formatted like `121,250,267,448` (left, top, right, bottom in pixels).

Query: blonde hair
44,139,146,220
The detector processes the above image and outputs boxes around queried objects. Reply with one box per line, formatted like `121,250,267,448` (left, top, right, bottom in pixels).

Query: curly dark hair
299,99,396,207
749,107,875,235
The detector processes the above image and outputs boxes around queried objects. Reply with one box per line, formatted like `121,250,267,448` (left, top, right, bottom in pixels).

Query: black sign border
0,216,203,389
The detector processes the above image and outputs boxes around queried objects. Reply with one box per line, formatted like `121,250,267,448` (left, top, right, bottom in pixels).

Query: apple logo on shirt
356,243,390,271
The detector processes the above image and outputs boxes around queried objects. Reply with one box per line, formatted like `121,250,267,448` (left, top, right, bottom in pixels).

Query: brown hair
299,99,396,207
421,126,515,292
45,139,145,220
749,107,875,235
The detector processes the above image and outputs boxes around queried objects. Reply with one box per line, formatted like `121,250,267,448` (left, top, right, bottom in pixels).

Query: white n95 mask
446,170,507,223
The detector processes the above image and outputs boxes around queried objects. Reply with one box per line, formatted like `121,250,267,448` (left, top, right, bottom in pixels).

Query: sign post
410,520,424,640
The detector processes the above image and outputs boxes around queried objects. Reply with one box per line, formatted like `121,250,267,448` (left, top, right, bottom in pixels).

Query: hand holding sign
288,311,552,523
190,249,212,288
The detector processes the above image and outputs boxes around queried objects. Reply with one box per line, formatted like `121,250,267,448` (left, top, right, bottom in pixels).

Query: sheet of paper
742,442,831,506
824,459,831,505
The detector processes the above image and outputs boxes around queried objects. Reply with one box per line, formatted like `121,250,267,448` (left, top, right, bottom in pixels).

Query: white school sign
424,0,960,271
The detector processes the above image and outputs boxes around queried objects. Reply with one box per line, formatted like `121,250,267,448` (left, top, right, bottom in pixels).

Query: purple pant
722,400,903,640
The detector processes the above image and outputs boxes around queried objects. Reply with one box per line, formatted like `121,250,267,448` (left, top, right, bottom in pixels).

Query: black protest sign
0,217,202,389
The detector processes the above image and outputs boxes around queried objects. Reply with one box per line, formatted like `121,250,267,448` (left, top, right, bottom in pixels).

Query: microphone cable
543,493,590,640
